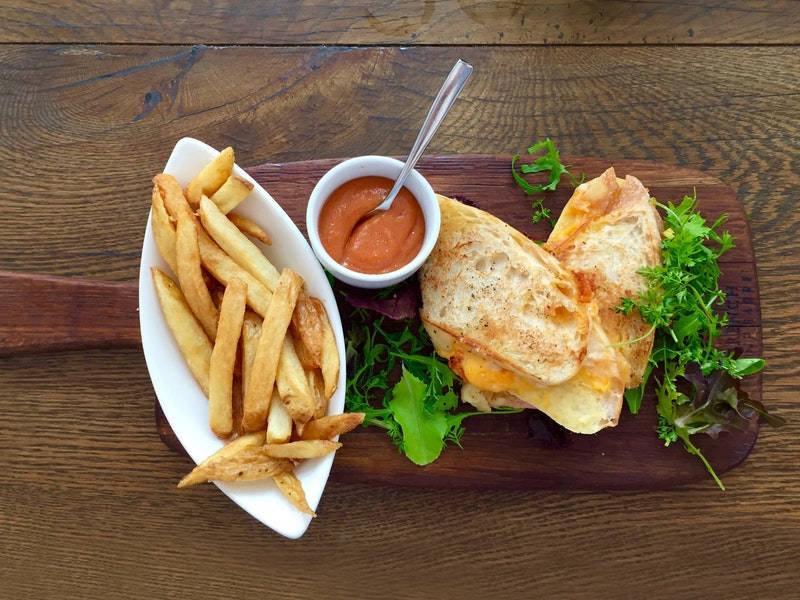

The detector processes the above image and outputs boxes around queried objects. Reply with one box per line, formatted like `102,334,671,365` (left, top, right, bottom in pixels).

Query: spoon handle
381,59,473,209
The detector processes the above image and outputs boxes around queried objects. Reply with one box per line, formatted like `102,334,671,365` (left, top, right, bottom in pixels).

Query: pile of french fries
150,147,363,517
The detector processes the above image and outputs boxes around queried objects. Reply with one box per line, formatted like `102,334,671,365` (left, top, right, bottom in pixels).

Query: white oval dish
138,137,347,539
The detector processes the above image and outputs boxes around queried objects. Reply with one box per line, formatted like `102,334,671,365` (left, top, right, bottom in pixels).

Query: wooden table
2,2,798,598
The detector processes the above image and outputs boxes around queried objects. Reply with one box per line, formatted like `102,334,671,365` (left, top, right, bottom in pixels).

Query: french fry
266,390,293,444
228,212,272,246
198,195,281,292
150,182,178,275
208,277,247,438
196,227,273,317
312,298,340,400
299,412,366,441
292,332,318,371
175,205,218,340
151,268,212,396
210,175,253,214
180,449,294,486
231,374,245,439
291,291,323,369
260,440,341,460
276,331,316,429
185,146,235,206
240,310,262,399
242,268,304,432
273,471,316,517
191,455,293,484
306,367,329,420
177,431,266,488
153,173,192,218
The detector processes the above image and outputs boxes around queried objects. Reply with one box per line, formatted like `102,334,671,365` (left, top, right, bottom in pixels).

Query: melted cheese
425,318,626,434
460,352,520,393
456,328,623,433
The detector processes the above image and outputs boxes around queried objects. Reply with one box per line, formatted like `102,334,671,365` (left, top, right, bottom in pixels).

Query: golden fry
231,374,245,439
291,291,323,369
208,278,247,438
240,310,262,401
152,268,212,396
273,471,316,517
198,195,281,292
180,448,294,486
210,175,254,214
242,268,304,433
260,440,341,460
306,367,328,420
175,205,218,340
150,182,178,275
266,390,293,444
299,412,366,441
177,431,266,488
185,146,235,206
312,298,340,400
196,227,273,316
153,173,192,219
191,455,292,484
276,331,316,429
228,212,272,245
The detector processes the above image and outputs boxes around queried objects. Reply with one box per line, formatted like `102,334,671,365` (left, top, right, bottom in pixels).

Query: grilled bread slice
419,194,592,388
544,168,663,387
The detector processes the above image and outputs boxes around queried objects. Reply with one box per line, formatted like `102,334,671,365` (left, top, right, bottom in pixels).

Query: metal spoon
370,59,473,214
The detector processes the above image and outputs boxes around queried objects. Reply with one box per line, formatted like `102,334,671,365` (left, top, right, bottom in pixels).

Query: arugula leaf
620,192,784,488
512,138,583,225
344,310,519,465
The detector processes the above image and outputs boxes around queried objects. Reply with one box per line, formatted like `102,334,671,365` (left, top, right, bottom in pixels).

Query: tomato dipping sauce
317,176,426,274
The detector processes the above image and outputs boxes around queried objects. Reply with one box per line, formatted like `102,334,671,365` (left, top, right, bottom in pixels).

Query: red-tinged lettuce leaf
676,364,785,439
341,279,421,320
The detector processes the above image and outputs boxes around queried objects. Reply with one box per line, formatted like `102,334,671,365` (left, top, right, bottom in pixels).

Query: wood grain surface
1,2,798,599
2,0,798,45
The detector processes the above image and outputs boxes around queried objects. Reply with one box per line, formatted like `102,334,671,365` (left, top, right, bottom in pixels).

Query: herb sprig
512,138,583,226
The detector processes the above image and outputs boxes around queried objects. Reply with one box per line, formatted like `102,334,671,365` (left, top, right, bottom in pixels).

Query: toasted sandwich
419,194,627,434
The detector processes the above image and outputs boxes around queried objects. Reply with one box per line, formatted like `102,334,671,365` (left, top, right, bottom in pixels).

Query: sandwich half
544,168,663,387
419,195,626,434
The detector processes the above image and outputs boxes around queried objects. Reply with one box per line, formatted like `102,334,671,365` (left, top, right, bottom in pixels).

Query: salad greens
512,138,583,225
618,192,783,488
344,310,518,465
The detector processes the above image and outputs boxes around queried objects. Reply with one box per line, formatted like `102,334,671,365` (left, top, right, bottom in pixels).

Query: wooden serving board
244,155,762,490
0,156,762,490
